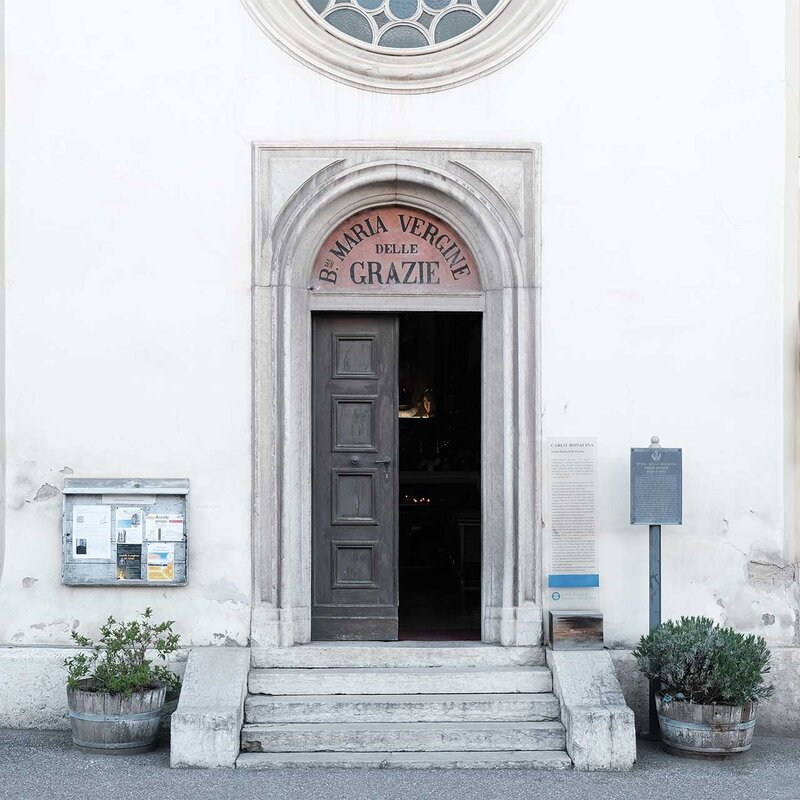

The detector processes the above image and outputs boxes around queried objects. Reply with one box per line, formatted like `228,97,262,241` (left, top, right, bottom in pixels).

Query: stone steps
251,643,545,669
248,666,552,696
240,720,567,753
236,750,573,770
245,692,561,724
239,644,571,770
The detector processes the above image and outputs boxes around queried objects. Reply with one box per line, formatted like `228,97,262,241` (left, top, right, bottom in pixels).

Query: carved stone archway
251,145,542,648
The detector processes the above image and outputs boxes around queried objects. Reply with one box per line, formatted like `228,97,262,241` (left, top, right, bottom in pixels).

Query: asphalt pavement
1,729,798,800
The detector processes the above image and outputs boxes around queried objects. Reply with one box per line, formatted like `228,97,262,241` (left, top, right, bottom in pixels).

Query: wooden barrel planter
657,697,757,758
157,689,181,744
67,680,166,755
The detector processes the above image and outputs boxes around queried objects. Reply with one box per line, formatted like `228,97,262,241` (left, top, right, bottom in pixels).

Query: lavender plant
633,616,772,706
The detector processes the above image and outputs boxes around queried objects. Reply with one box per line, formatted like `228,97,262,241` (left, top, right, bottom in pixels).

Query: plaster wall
1,0,798,681
0,0,6,590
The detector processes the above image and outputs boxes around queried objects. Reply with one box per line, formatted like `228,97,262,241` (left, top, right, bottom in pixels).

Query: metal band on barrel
68,709,163,722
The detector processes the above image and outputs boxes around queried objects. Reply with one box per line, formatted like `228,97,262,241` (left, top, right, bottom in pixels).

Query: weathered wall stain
748,560,798,589
203,579,249,607
213,632,245,647
29,484,59,503
9,472,36,511
29,620,69,633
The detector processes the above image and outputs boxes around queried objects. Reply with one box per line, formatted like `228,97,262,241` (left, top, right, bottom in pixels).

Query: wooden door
312,315,398,640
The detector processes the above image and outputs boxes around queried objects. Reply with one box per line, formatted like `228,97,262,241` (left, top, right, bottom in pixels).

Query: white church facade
1,0,799,767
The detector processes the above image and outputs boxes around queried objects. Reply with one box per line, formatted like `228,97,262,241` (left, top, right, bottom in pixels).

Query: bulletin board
62,478,188,587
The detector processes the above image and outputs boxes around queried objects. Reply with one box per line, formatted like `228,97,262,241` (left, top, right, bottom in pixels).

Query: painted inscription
312,206,481,292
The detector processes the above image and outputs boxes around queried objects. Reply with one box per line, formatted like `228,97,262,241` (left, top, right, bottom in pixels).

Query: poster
115,507,143,544
72,505,112,560
116,544,142,581
147,543,175,582
145,513,184,542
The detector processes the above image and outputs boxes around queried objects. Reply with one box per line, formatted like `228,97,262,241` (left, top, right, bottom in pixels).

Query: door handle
373,458,392,483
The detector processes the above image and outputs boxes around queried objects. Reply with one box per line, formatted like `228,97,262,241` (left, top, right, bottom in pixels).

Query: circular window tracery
304,0,504,52
241,0,567,93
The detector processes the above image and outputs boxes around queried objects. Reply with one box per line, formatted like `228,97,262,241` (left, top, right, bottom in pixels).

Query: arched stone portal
251,145,542,648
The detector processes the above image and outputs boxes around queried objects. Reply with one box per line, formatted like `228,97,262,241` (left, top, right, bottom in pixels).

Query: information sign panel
630,448,682,525
547,438,599,609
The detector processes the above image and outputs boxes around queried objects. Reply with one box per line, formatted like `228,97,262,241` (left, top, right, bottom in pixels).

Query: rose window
304,0,504,51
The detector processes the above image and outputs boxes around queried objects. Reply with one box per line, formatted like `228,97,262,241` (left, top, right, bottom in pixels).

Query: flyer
72,505,112,560
116,544,142,581
115,507,143,544
145,513,184,542
147,543,175,582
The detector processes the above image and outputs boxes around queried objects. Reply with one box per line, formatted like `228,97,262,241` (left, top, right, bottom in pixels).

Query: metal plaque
630,448,682,525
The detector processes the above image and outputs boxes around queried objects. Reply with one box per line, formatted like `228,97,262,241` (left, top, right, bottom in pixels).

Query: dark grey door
312,315,398,641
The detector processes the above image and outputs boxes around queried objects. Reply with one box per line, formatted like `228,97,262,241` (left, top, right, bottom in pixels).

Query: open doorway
398,312,482,640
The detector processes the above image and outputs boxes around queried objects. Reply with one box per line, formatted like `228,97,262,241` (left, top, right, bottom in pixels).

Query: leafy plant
64,608,181,697
633,616,772,706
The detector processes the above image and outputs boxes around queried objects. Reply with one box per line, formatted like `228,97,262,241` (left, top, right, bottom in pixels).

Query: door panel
312,315,398,640
331,396,377,452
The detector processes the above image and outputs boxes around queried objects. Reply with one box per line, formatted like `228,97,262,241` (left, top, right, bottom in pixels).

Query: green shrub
64,607,181,697
633,616,772,706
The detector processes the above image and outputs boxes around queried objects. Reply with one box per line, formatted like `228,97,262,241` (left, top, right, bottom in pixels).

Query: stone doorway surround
251,145,542,649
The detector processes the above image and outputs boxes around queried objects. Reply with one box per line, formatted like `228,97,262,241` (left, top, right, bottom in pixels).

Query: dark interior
397,312,482,640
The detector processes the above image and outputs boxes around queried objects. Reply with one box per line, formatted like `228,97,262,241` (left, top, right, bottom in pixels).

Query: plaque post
630,434,682,741
648,436,661,738
649,522,661,632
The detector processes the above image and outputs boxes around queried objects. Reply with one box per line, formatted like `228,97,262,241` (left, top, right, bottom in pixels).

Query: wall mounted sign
62,478,189,587
546,438,599,610
630,447,682,525
312,206,481,292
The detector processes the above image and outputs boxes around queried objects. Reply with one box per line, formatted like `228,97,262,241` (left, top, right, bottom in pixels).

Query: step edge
235,750,573,770
245,692,560,703
249,666,552,674
241,720,567,732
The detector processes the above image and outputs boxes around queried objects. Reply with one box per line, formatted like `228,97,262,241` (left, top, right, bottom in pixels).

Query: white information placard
547,438,599,610
72,505,112,560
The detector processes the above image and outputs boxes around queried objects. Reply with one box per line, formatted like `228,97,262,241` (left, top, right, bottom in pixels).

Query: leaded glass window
304,0,504,51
